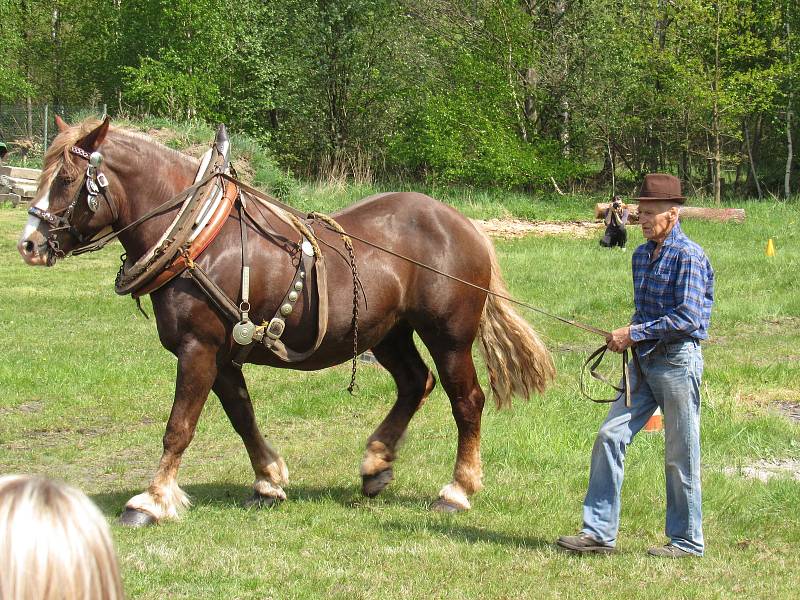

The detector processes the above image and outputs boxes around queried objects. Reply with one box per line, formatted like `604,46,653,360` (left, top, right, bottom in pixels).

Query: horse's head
18,116,119,266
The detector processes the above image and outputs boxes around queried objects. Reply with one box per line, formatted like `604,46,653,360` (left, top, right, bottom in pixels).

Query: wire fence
0,103,108,167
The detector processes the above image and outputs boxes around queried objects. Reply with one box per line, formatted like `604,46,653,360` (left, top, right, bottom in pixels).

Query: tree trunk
595,203,745,223
560,97,570,156
52,7,62,108
608,136,616,194
680,110,690,182
786,97,793,198
743,118,762,199
785,18,794,198
712,1,722,205
26,96,33,139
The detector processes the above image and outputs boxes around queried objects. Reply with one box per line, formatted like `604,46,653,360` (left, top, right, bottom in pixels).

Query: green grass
1,196,798,599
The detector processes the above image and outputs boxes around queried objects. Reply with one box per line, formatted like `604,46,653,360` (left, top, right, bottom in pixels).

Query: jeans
581,339,704,555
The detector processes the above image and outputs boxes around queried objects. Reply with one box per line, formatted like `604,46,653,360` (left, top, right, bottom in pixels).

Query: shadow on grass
385,519,552,550
92,483,551,549
91,482,254,518
91,481,434,518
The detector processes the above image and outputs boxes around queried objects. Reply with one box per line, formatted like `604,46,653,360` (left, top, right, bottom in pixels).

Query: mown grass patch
1,196,798,599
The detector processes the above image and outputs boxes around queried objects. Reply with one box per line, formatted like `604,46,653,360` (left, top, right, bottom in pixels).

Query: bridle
27,145,119,258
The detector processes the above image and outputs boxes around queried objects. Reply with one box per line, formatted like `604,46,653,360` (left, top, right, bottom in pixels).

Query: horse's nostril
23,240,35,255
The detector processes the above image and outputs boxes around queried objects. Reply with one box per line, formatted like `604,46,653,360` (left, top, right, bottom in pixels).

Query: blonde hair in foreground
0,475,124,600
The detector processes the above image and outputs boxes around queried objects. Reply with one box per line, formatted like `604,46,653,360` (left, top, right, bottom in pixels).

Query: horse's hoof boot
119,508,156,527
245,492,282,508
430,498,464,513
362,468,394,498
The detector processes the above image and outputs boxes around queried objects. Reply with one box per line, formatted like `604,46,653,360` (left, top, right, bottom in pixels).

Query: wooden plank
12,185,36,198
0,165,41,180
595,203,745,223
7,175,40,186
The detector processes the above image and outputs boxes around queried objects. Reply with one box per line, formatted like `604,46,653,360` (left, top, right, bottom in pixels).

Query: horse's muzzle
17,232,52,266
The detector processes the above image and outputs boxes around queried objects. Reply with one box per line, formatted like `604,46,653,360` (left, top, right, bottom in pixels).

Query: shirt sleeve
629,250,708,341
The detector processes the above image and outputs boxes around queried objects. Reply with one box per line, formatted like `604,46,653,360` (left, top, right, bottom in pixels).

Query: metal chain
310,212,360,394
345,235,359,394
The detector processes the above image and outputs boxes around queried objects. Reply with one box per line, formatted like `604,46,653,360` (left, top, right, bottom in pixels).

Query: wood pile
0,166,41,207
594,202,745,224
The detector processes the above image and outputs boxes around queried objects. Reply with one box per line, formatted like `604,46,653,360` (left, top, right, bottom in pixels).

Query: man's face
638,201,678,242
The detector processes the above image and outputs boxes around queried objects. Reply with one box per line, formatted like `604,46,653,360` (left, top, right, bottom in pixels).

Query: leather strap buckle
266,318,285,340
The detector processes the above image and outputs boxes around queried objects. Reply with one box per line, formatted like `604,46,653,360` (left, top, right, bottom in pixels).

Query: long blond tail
475,226,555,409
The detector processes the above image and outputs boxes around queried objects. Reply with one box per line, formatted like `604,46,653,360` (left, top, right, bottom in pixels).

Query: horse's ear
78,116,110,151
54,114,70,133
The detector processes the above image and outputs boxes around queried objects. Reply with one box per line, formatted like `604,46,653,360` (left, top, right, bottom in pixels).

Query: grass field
1,192,799,599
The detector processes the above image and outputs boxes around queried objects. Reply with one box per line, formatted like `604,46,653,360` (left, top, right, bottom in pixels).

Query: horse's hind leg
212,364,288,506
426,345,486,513
361,323,436,497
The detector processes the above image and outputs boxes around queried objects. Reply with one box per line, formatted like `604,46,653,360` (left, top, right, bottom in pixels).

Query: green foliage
1,0,799,196
395,92,587,188
122,53,221,121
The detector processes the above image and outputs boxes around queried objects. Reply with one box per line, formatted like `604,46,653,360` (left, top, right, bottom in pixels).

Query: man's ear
669,206,680,221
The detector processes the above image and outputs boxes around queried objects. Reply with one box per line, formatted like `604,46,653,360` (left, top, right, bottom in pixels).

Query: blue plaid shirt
629,222,714,352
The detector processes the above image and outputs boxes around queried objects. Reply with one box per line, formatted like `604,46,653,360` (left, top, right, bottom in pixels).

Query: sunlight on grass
1,199,798,599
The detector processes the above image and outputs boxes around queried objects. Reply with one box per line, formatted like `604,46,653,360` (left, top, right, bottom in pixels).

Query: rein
229,176,640,407
39,155,636,405
305,219,640,407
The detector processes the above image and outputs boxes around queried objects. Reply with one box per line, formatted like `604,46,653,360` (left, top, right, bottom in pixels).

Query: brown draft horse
17,117,554,526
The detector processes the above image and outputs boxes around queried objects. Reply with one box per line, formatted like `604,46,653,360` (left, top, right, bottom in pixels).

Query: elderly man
557,173,714,558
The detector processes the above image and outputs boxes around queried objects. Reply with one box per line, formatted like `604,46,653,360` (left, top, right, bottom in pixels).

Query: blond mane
36,118,197,202
38,118,103,193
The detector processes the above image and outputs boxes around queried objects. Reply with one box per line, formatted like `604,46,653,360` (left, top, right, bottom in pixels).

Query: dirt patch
775,402,800,423
0,400,44,416
474,218,603,239
723,459,800,483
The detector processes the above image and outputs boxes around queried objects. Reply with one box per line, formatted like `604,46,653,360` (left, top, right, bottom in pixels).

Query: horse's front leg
212,364,289,506
120,341,218,526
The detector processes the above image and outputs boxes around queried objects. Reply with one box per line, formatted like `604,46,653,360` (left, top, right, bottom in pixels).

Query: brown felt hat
634,173,686,203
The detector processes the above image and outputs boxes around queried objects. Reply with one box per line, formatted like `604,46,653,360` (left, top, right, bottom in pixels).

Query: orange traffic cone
766,238,776,257
644,407,664,432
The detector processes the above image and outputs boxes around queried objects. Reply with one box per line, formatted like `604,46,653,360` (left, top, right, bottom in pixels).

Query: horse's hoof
119,508,157,527
245,492,282,509
430,498,466,513
362,468,394,498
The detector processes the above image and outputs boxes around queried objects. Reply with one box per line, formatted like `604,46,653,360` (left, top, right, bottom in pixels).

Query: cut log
12,183,37,198
595,203,745,223
0,165,41,180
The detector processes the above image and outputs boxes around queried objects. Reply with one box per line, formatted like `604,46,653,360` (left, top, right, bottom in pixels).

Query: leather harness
32,127,634,401
34,127,339,371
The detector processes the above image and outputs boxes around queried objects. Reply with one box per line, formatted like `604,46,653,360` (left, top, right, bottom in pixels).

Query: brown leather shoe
647,544,697,558
556,532,616,554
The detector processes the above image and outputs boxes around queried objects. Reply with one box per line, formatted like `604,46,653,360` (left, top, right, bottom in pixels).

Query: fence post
103,103,107,119
43,104,49,153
